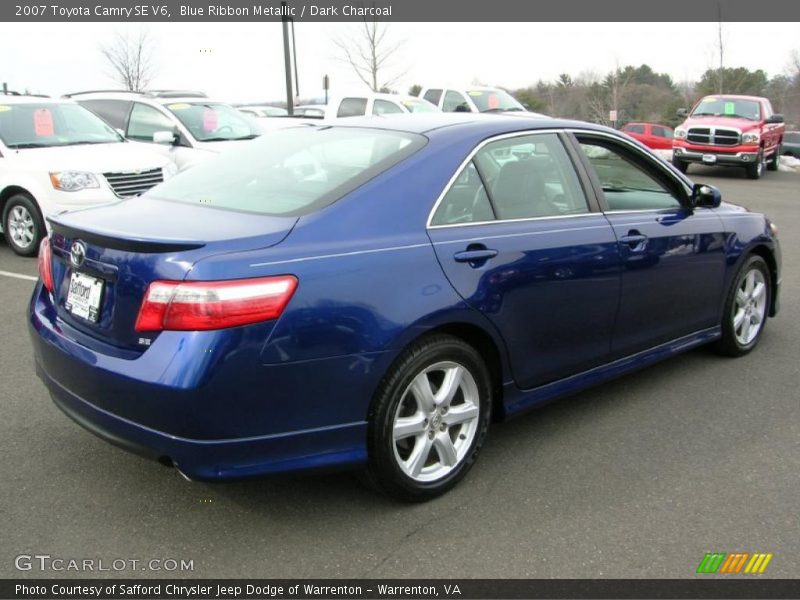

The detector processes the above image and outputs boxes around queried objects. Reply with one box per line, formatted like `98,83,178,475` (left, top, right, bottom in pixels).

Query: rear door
427,131,621,389
570,131,727,357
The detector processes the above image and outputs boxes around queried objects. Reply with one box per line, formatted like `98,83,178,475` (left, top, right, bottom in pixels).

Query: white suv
0,94,176,256
295,93,440,120
68,91,262,172
419,87,531,114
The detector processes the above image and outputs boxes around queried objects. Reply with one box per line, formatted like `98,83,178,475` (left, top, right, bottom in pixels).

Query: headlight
49,171,100,192
742,131,760,145
674,128,687,139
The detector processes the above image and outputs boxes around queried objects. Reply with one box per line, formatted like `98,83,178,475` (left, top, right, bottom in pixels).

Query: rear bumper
673,145,760,166
29,283,370,480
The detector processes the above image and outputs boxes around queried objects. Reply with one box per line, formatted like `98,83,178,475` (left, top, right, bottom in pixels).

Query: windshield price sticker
724,102,736,115
33,108,54,136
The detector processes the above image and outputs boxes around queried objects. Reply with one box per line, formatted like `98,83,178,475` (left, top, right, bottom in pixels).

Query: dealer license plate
702,154,717,164
65,272,104,323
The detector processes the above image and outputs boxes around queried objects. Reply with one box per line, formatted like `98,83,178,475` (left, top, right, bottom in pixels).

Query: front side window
442,91,470,113
578,139,682,211
652,126,673,138
337,98,368,118
372,99,404,115
166,102,258,141
127,103,175,142
431,133,589,225
0,102,122,149
150,127,425,216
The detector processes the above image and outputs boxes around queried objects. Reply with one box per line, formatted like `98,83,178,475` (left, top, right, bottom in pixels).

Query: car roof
65,91,218,105
698,94,766,102
0,95,70,105
327,112,611,138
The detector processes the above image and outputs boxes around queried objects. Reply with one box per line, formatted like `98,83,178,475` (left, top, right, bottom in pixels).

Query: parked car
672,94,785,179
235,105,288,118
30,114,781,501
420,87,530,114
0,94,175,256
294,94,439,120
781,131,800,157
67,90,262,172
620,122,674,150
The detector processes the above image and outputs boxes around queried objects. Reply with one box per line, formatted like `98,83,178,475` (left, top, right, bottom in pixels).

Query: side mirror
677,108,688,117
153,130,177,145
691,183,722,209
766,114,784,124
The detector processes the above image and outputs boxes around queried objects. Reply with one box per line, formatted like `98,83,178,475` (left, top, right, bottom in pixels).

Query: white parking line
0,270,38,282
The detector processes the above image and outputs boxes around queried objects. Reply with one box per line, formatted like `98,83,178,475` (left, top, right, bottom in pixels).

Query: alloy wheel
392,361,480,482
8,205,35,251
732,268,767,346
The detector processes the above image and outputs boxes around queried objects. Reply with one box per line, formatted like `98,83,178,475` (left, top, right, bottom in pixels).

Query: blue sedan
29,114,781,500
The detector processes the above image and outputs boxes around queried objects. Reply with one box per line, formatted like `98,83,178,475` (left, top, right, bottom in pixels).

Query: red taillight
38,238,54,293
134,276,298,332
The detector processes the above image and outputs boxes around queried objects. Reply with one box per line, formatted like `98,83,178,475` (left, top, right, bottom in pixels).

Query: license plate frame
65,271,104,323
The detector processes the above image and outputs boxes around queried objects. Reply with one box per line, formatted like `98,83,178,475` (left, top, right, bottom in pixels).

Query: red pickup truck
672,94,785,180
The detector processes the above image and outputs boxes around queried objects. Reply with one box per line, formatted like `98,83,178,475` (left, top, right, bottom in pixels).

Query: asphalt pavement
1,168,798,579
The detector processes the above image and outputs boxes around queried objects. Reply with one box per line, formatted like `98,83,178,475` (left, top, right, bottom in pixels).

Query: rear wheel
672,157,689,174
2,193,44,257
713,255,770,357
745,150,764,180
362,335,492,501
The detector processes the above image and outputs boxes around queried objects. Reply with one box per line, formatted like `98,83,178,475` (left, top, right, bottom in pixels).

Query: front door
571,133,727,357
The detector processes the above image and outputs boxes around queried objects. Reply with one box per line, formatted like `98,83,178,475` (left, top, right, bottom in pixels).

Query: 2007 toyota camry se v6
29,114,781,500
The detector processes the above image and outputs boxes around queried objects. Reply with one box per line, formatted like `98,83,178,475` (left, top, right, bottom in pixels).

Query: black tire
361,334,492,501
713,255,771,357
745,150,764,180
2,193,44,257
766,147,781,171
672,157,689,174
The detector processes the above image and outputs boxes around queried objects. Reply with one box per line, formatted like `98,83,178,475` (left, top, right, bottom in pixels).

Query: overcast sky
1,22,798,102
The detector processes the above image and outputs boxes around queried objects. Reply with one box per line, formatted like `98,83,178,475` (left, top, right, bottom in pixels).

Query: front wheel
745,151,764,180
2,193,45,257
362,335,492,501
766,147,781,172
713,255,771,357
672,157,689,174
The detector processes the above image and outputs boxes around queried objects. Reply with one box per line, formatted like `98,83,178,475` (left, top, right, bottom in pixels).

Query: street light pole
281,1,293,115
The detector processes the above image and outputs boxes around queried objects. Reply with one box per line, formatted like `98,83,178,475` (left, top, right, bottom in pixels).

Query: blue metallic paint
28,115,781,480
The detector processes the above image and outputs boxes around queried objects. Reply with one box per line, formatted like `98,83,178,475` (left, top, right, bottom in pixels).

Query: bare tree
100,30,156,92
332,19,406,92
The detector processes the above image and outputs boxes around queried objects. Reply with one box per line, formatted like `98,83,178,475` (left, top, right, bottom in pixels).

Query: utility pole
717,2,724,94
281,1,294,115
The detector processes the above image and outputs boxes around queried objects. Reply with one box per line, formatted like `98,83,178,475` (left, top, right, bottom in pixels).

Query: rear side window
431,133,589,225
77,99,132,129
150,127,426,216
423,89,442,105
623,124,645,134
337,98,367,118
127,103,175,141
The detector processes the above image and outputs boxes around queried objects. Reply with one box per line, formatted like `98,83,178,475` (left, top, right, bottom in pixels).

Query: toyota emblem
70,240,87,268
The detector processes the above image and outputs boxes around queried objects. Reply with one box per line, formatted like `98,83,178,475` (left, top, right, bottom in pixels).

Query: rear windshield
149,126,426,216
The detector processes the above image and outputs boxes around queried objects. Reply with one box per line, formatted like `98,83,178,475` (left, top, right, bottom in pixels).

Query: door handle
619,230,648,251
454,245,498,266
